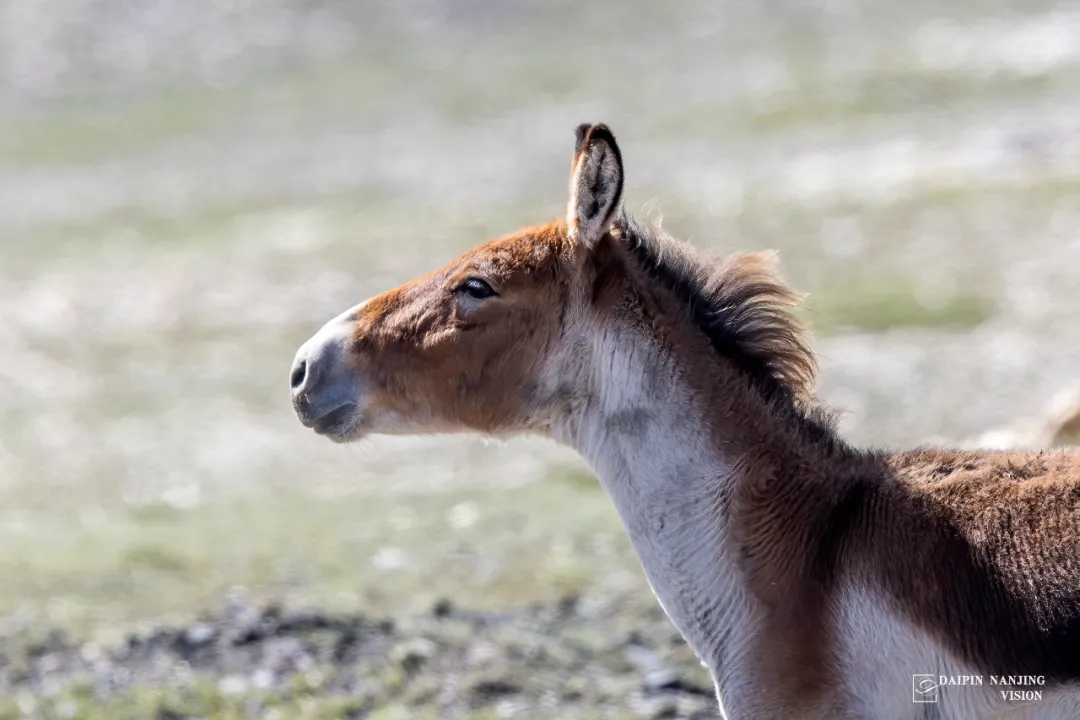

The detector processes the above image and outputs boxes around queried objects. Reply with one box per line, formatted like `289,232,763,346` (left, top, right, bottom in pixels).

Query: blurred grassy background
2,0,1080,716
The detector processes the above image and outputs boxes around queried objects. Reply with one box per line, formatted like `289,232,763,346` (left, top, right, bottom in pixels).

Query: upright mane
615,214,843,450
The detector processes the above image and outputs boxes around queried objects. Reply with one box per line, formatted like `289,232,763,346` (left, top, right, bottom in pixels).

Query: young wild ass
290,124,1080,719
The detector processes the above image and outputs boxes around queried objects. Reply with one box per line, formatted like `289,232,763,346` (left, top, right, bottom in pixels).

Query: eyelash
456,278,497,300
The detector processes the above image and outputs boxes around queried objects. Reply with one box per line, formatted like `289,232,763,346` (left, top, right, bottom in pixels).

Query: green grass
0,471,636,639
807,273,994,333
0,48,405,167
737,67,1062,135
1056,425,1080,447
0,683,646,720
0,679,372,720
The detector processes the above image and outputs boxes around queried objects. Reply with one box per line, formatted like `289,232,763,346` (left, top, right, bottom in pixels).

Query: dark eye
457,278,497,300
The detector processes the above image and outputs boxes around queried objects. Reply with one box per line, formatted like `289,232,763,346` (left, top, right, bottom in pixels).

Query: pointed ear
566,123,624,249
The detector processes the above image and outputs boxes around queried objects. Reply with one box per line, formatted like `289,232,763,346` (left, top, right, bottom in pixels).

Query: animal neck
549,316,829,677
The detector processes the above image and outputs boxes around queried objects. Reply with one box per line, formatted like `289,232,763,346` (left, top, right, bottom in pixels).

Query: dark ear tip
574,123,592,153
574,123,617,154
587,124,616,149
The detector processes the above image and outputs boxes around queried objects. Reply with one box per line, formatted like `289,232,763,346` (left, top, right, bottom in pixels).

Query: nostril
290,358,308,392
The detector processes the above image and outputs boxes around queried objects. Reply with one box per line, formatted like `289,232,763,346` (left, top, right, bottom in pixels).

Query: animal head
290,124,816,445
289,124,628,442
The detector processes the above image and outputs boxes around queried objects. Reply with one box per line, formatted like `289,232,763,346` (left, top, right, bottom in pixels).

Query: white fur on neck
548,319,758,692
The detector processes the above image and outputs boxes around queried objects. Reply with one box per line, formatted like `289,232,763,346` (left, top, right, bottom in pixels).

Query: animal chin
311,404,362,442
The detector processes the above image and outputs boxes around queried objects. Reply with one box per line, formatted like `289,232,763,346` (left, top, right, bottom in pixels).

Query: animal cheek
456,373,482,398
360,371,398,407
451,299,504,330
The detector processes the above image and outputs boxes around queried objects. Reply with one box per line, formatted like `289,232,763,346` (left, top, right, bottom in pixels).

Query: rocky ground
1,594,718,719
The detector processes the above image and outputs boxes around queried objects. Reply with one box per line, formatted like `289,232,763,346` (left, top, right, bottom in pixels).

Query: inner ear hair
567,123,625,248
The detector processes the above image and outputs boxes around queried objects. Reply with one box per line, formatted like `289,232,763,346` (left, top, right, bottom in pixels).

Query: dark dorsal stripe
615,216,845,454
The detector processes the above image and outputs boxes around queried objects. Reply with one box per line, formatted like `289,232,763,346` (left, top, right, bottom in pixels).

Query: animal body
290,123,1080,719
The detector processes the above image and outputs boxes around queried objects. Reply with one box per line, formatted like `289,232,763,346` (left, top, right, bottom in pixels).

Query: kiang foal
290,124,1080,719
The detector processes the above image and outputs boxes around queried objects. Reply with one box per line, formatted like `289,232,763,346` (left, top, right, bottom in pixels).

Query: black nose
290,347,324,426
290,332,359,431
290,356,309,393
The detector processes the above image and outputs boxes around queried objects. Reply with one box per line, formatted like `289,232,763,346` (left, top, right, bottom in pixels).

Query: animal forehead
456,223,567,278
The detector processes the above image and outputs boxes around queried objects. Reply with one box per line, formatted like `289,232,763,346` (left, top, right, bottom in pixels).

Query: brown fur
732,443,1080,705
295,123,1080,716
618,220,817,402
589,224,853,706
342,222,572,437
883,449,1080,679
